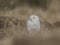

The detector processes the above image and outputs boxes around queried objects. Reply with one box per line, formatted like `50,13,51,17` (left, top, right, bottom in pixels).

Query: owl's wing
27,21,31,31
34,21,40,31
37,22,40,31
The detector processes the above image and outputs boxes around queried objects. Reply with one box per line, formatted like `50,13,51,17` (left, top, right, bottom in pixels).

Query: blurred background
0,0,48,10
0,0,59,10
0,0,60,45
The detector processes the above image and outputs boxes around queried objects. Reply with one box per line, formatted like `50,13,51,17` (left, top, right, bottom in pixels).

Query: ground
0,6,60,45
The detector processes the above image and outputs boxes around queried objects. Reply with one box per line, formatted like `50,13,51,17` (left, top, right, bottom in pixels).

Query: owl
27,15,40,33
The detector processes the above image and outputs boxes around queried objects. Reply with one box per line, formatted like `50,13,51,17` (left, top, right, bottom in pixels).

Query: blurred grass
0,0,47,10
0,0,60,45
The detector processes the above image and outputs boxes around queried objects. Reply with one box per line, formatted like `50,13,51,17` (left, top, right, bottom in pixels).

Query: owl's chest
29,21,40,28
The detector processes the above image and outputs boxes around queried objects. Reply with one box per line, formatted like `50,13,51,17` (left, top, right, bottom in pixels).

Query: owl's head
29,15,40,21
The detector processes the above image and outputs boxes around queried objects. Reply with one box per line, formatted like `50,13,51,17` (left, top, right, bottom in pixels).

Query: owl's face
29,15,40,22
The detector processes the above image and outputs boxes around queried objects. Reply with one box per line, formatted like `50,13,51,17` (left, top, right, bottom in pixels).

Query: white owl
27,15,40,33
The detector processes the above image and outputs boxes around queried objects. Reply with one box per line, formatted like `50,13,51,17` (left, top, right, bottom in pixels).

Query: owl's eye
32,17,35,19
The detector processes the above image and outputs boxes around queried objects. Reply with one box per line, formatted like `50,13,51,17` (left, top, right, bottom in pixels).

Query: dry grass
0,6,60,45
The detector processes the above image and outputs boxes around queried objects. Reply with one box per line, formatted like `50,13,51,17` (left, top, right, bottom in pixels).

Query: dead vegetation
0,0,60,45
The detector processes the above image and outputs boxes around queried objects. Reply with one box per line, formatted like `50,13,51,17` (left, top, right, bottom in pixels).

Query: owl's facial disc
29,15,39,22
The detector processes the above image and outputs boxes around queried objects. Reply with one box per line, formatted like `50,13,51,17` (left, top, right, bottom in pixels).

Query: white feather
27,15,40,33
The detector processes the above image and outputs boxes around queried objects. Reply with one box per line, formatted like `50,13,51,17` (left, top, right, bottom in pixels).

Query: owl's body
27,15,40,33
